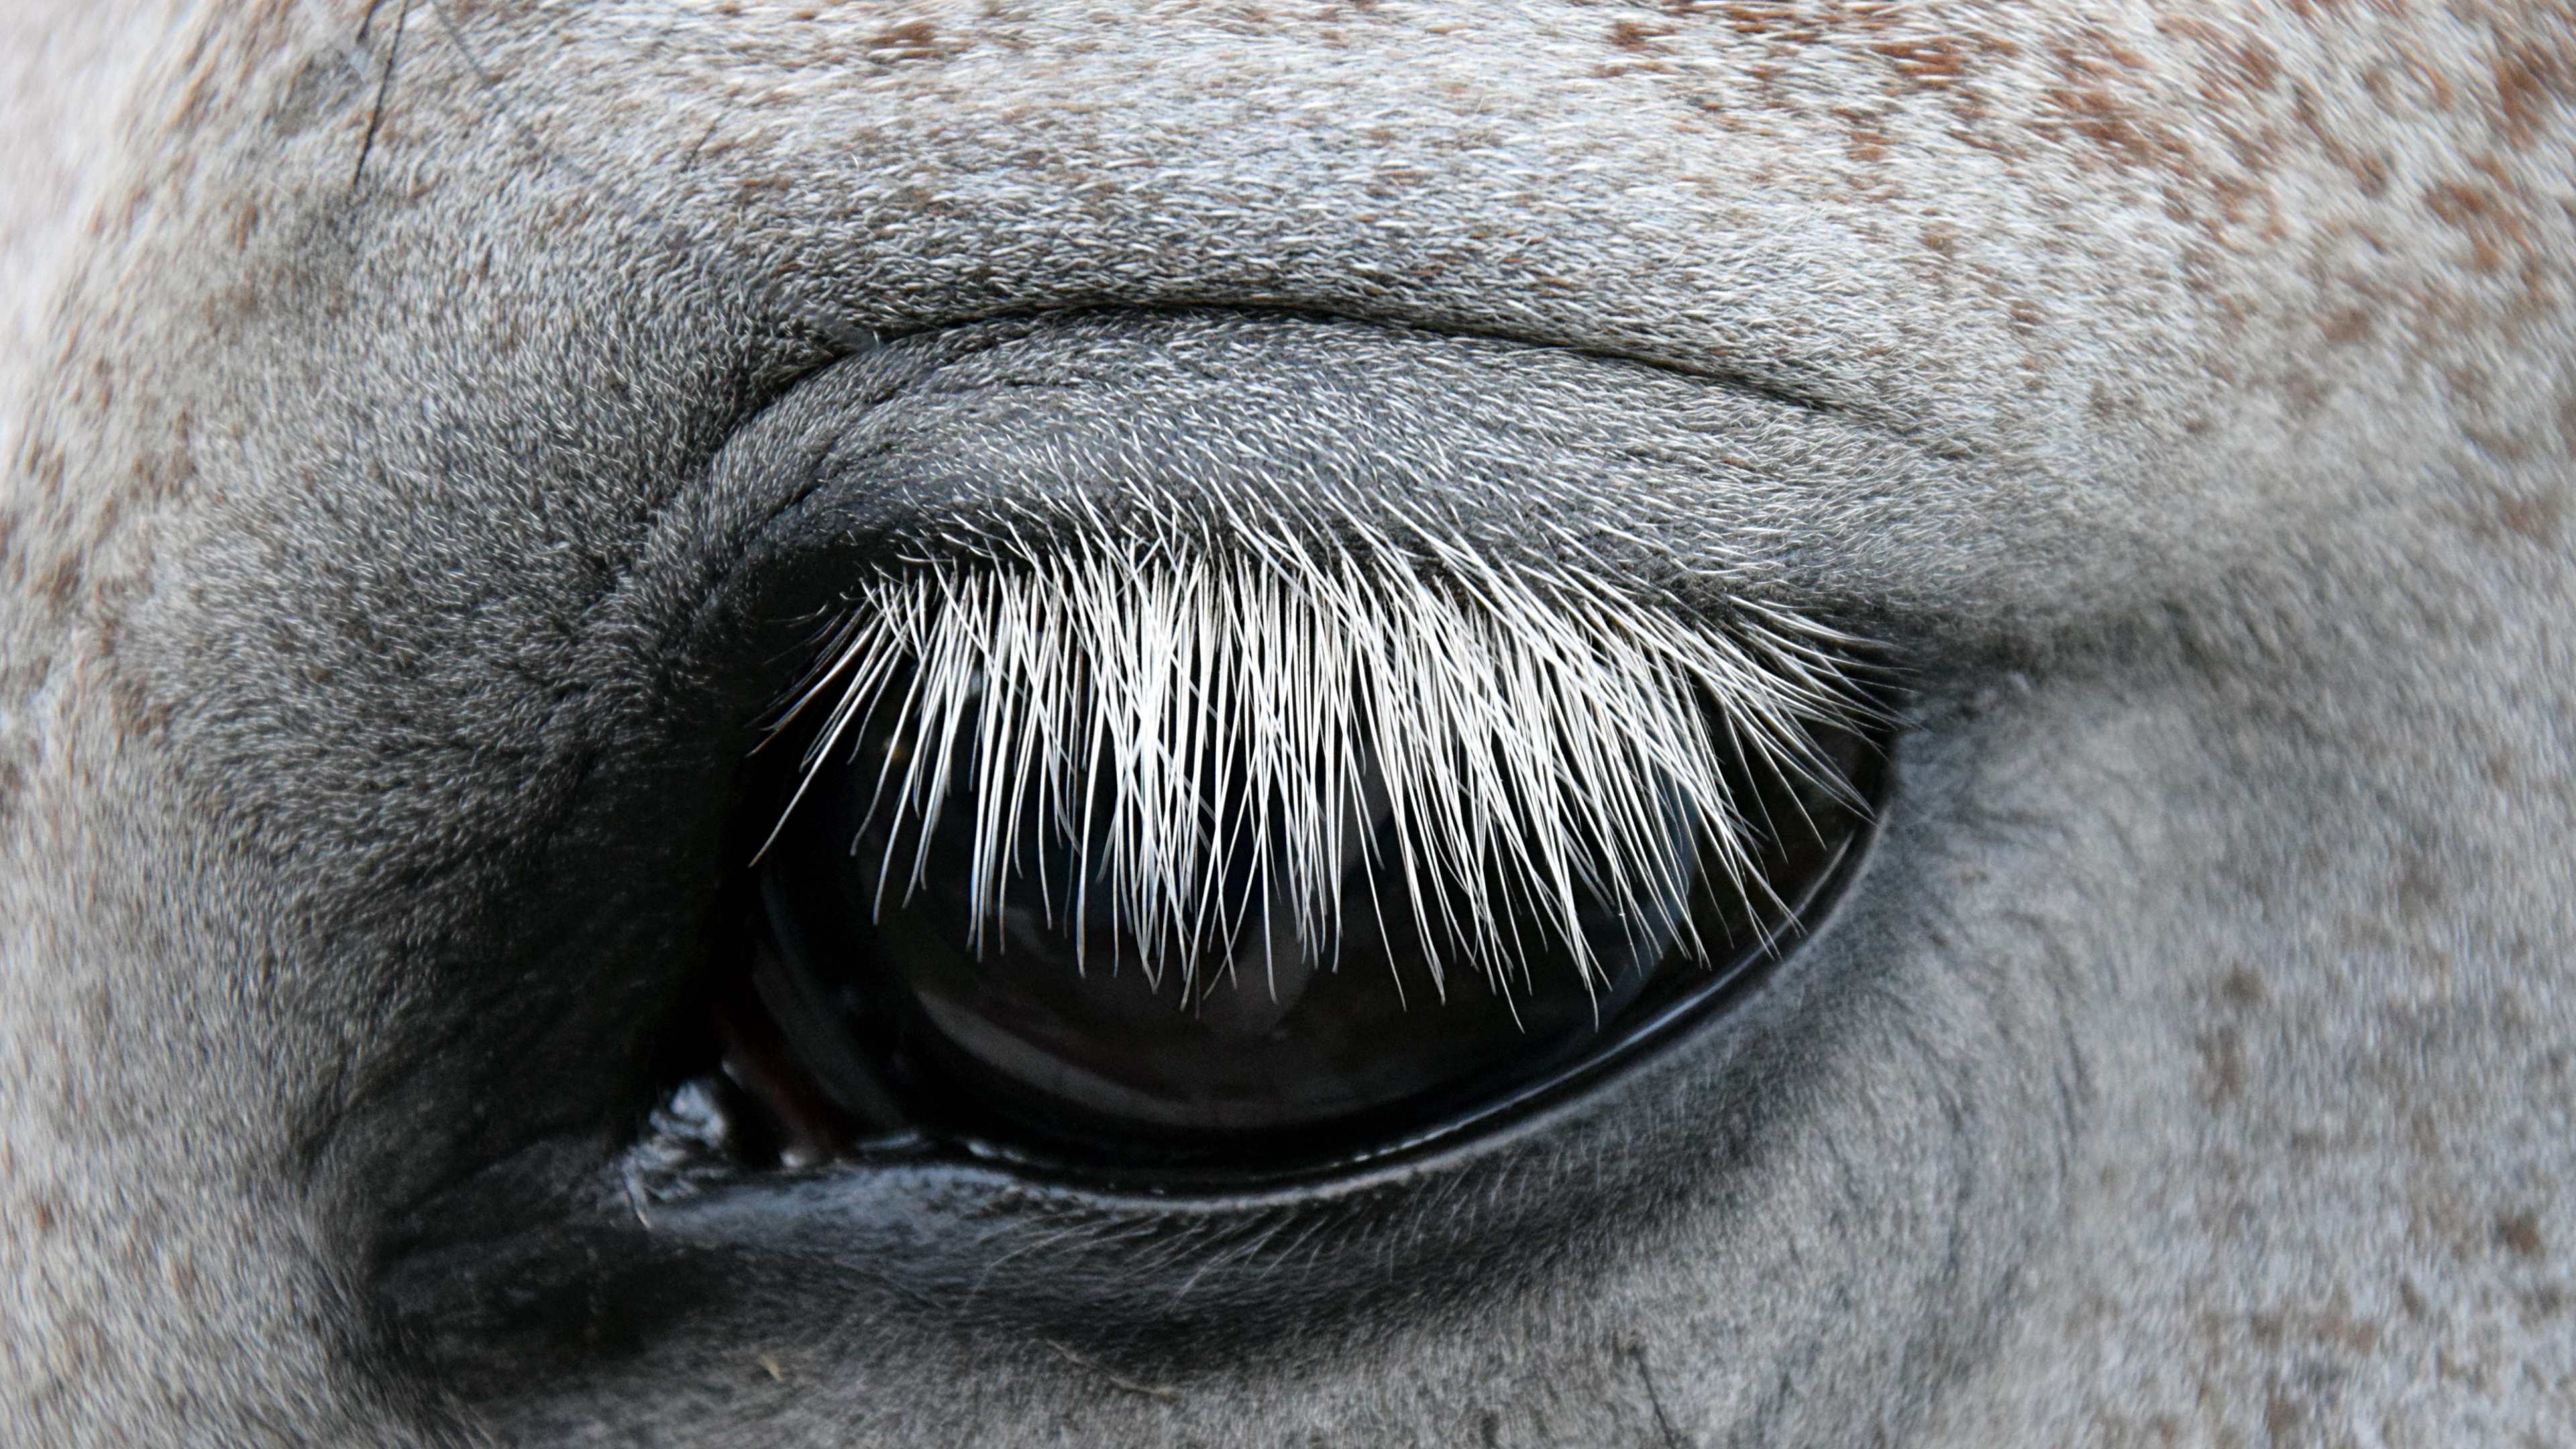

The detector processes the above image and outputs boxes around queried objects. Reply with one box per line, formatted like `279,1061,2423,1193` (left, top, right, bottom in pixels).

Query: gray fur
3,1,2572,1444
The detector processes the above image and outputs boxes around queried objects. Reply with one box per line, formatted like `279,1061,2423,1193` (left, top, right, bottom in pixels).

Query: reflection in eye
682,523,1882,1183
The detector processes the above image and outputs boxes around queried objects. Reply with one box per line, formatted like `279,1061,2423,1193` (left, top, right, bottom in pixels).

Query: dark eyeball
733,705,1882,1177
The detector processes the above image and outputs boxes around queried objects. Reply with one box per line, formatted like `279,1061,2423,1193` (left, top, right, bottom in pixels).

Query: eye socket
680,539,1887,1185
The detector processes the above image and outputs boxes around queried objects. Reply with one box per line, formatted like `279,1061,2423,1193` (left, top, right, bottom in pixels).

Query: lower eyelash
764,514,1868,1008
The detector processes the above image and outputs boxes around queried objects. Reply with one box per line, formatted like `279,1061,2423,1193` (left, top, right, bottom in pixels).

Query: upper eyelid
742,310,1971,610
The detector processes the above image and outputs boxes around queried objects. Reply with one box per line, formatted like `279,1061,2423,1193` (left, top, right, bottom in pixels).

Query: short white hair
771,492,1868,1006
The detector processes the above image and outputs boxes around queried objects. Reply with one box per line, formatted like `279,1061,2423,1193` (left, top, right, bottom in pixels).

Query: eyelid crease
761,496,1870,1006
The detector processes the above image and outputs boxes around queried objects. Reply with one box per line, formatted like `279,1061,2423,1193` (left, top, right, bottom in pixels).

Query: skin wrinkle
3,1,2573,1446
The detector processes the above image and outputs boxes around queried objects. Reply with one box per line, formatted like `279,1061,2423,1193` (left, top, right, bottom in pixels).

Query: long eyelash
764,512,1868,1005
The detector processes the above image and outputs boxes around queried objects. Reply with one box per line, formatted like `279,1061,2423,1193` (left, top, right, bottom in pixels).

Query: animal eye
676,532,1885,1184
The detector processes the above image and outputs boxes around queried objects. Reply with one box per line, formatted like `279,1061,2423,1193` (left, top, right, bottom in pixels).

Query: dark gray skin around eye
6,4,2574,1447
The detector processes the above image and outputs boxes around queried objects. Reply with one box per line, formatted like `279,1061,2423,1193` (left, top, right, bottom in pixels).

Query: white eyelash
766,511,1865,1006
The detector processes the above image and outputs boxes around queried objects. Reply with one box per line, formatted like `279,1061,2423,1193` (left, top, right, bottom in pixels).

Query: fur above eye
666,525,1886,1184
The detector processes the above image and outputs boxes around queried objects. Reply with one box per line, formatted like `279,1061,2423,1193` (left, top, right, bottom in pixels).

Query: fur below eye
676,533,1886,1182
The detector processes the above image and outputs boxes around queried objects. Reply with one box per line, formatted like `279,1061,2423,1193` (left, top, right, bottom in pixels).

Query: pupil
749,701,1876,1171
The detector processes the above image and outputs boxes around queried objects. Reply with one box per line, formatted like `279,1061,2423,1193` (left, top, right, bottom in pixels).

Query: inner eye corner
633,535,1897,1195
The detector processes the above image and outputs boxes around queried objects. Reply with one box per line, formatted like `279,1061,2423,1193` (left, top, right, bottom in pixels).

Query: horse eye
667,549,1887,1184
